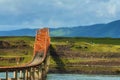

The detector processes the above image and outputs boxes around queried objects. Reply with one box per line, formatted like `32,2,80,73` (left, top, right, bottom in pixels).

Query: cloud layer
0,0,120,30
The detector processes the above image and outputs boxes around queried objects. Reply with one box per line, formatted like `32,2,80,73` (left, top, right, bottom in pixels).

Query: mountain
50,20,120,38
0,20,120,38
0,28,37,36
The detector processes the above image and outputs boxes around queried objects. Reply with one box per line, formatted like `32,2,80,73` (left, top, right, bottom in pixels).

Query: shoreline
49,60,120,75
48,66,120,75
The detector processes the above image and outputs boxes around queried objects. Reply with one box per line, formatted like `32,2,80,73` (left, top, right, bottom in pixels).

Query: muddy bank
0,40,30,49
49,44,120,75
49,66,120,75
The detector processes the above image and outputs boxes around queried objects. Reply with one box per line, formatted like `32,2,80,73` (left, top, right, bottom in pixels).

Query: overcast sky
0,0,120,30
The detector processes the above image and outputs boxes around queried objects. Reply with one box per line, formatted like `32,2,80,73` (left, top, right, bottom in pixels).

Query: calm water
0,73,120,80
47,74,120,80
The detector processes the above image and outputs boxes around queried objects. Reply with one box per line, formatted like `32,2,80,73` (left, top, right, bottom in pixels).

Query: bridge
0,28,50,80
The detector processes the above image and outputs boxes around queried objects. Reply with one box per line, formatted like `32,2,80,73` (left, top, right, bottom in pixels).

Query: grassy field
0,36,120,74
51,37,120,45
51,37,120,53
0,36,34,66
50,37,120,74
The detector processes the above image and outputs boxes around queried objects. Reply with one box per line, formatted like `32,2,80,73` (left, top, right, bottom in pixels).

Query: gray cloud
0,0,120,30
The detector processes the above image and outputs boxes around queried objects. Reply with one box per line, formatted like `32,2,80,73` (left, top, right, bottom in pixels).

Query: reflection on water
47,74,120,80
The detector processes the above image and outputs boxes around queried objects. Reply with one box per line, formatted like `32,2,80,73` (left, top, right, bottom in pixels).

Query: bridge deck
0,28,50,72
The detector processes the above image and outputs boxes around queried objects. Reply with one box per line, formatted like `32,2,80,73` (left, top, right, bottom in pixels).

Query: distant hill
0,28,37,36
0,20,120,38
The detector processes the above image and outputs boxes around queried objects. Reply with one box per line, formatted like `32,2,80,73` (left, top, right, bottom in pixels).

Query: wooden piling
6,71,8,80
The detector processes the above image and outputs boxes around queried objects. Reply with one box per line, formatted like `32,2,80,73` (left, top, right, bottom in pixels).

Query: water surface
0,73,120,80
47,74,120,80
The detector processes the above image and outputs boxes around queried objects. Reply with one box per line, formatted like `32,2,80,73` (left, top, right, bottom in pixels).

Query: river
0,73,120,80
47,74,120,80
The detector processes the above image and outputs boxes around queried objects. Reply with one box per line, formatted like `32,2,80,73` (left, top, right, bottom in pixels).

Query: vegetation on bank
51,37,120,53
50,37,120,74
0,36,120,74
0,36,34,66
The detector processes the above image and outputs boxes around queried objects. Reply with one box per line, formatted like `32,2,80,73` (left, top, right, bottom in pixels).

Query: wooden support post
34,67,39,79
42,63,46,80
13,70,18,80
30,67,35,80
6,71,8,80
34,68,37,79
38,65,42,80
27,69,30,80
29,68,32,80
34,67,40,80
30,68,32,80
33,68,35,80
19,70,22,79
13,71,15,78
25,69,28,80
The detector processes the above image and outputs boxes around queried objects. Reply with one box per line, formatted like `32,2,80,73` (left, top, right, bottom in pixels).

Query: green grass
51,37,120,53
51,37,120,45
71,42,120,52
0,36,120,74
0,36,34,66
49,37,120,74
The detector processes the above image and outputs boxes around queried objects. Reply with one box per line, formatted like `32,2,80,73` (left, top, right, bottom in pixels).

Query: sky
0,0,120,30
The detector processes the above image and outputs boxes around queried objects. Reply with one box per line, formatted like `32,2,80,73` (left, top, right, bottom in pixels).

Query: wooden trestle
0,28,50,80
